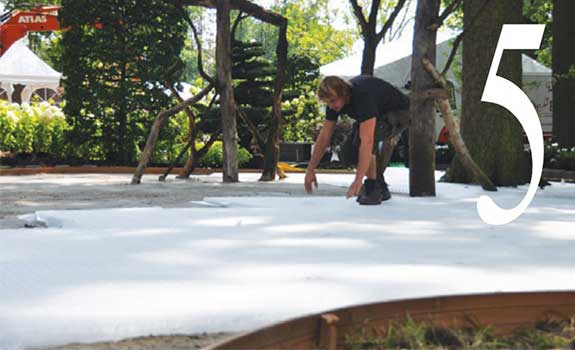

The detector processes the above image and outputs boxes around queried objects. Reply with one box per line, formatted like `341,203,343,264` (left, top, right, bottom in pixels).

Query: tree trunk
445,0,527,186
361,35,377,76
260,20,288,181
409,0,439,197
216,0,239,183
552,0,575,148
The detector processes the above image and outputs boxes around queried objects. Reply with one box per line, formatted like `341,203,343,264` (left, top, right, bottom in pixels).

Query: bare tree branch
183,0,286,26
440,0,493,75
441,31,463,76
182,11,216,85
237,107,265,150
377,0,408,42
231,11,248,39
388,0,413,42
368,0,382,30
349,0,369,34
429,0,462,31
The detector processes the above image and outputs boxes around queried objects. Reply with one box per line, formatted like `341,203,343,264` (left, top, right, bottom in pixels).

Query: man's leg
367,155,377,180
375,140,392,201
376,138,396,180
357,144,385,205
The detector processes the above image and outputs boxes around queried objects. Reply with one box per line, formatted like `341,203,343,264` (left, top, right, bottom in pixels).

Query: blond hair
317,76,351,101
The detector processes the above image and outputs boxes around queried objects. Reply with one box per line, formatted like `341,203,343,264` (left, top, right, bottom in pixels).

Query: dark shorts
375,110,410,144
340,109,410,165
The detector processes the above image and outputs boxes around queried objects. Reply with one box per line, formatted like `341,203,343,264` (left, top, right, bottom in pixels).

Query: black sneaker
378,179,391,201
357,179,383,205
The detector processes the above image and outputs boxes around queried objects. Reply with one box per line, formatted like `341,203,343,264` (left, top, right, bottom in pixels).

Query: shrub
544,141,575,170
0,101,70,158
199,141,252,168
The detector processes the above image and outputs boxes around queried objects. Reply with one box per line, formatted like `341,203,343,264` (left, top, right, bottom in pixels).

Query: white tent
320,31,553,138
0,38,62,103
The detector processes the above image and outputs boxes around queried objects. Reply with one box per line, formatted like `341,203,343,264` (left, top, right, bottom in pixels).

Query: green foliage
443,0,552,68
32,32,64,73
524,0,552,67
0,100,70,157
344,316,428,350
60,0,187,165
344,315,575,350
281,88,322,142
231,39,276,152
179,7,214,82
199,141,252,168
151,110,190,164
232,0,356,65
231,38,324,145
281,55,322,142
280,0,356,66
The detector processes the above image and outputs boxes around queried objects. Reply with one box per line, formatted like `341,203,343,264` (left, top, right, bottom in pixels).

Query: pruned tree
185,0,288,182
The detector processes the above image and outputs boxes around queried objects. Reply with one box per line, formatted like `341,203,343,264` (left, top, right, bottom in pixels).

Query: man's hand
388,134,400,147
346,178,363,199
304,170,318,193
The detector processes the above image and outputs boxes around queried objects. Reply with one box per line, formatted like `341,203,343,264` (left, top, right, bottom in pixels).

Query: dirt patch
40,333,235,350
0,173,345,224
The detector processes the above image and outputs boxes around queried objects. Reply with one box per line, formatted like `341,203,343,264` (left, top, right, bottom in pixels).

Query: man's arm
308,119,336,171
305,119,336,193
355,117,376,181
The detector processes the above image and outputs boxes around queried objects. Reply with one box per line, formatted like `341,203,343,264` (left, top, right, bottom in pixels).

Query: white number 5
477,24,546,225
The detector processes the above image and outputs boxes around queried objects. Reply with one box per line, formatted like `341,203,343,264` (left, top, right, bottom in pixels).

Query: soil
43,333,234,350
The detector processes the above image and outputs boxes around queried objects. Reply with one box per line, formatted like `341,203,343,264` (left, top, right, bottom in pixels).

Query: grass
344,314,575,350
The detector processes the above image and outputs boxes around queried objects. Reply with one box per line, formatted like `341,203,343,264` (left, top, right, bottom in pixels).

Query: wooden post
409,0,439,196
318,313,339,350
216,0,239,183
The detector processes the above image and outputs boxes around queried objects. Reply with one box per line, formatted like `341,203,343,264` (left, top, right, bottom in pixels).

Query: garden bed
207,291,575,350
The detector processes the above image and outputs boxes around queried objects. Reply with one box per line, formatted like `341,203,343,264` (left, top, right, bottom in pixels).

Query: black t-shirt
325,76,410,123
